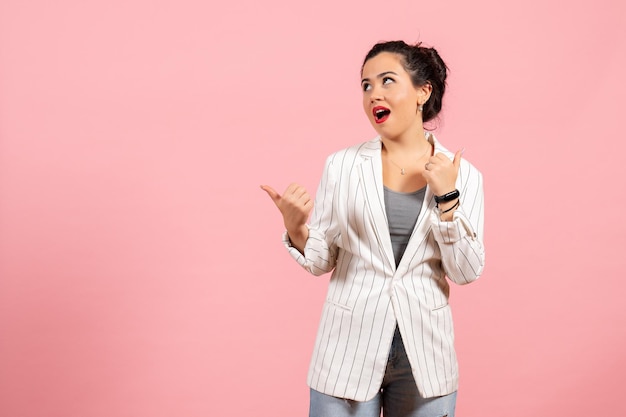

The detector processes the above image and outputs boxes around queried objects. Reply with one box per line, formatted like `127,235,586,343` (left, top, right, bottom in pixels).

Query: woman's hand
422,150,462,197
261,183,312,253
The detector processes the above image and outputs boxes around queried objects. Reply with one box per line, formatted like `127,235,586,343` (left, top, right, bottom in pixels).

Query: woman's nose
370,91,383,103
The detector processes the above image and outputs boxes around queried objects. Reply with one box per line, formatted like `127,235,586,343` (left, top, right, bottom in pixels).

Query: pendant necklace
385,144,432,175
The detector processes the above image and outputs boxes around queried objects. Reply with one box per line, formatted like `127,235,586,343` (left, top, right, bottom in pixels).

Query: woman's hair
362,40,448,123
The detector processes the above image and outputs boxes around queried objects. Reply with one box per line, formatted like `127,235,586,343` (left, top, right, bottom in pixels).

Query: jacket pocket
325,300,353,313
431,303,449,312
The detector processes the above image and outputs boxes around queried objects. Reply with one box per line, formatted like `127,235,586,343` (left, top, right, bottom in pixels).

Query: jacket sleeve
430,160,486,285
283,155,340,276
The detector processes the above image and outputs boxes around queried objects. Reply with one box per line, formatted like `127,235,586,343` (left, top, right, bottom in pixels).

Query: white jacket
283,133,485,401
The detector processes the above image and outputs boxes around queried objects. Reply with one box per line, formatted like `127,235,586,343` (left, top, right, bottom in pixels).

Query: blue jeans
309,327,456,417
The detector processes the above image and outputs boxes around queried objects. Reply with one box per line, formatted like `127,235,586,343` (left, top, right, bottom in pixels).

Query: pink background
1,0,625,416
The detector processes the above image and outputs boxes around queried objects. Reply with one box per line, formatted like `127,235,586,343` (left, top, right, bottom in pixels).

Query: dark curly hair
362,40,448,123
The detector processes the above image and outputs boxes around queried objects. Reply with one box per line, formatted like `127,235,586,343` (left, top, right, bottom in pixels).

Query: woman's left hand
422,150,462,196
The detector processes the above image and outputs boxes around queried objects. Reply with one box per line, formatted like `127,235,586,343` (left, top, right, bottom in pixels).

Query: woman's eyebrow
361,71,399,84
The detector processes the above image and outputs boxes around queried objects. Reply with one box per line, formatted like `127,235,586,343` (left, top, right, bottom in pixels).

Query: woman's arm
286,155,340,276
431,162,485,285
263,154,340,276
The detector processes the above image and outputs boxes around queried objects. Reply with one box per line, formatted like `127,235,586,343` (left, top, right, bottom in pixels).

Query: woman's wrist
437,198,459,221
286,225,309,254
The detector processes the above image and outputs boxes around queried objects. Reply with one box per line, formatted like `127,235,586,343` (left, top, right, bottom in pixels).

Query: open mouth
373,106,391,124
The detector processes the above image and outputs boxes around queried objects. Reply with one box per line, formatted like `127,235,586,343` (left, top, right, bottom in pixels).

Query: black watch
434,189,460,204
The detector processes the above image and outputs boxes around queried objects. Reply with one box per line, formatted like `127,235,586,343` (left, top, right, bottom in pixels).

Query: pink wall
1,0,625,416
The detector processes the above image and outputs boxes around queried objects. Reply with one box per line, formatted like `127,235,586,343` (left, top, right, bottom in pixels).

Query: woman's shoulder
325,137,381,164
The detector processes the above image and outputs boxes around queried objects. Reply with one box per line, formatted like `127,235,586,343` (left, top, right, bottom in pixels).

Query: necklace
385,144,432,175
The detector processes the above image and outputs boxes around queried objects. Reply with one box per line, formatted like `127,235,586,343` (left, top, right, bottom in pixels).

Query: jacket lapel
397,133,454,271
357,138,396,272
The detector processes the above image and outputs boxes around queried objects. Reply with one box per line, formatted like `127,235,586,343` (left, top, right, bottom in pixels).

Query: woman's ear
417,82,433,106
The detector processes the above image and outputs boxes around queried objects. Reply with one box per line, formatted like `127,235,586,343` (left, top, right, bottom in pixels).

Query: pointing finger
453,149,463,170
260,185,281,204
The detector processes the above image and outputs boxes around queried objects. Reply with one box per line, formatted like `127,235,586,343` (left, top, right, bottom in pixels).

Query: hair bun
416,45,447,85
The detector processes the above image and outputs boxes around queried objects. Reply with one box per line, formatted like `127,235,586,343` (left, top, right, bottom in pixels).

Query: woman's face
361,52,429,139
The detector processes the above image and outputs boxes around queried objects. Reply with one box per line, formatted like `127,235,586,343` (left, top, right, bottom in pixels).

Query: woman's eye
362,83,371,92
383,77,394,85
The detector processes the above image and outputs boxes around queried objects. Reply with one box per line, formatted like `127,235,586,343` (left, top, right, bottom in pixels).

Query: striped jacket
283,133,485,401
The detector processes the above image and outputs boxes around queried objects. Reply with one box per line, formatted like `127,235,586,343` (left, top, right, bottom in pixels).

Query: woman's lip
373,106,390,124
375,114,390,124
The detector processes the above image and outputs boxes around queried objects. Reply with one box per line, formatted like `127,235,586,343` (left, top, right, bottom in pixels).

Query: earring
418,104,423,112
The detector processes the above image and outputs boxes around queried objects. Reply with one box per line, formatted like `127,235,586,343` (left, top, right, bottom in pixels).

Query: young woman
262,40,485,417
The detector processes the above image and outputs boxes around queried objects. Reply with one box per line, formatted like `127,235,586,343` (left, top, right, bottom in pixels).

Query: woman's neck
381,129,432,158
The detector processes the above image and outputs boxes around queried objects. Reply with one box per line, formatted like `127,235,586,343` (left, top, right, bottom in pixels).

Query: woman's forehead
362,52,406,76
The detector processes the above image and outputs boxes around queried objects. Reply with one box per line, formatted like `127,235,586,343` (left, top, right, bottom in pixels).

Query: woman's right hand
261,183,312,253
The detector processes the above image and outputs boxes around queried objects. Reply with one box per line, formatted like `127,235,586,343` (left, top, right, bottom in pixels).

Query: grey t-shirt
383,186,427,267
